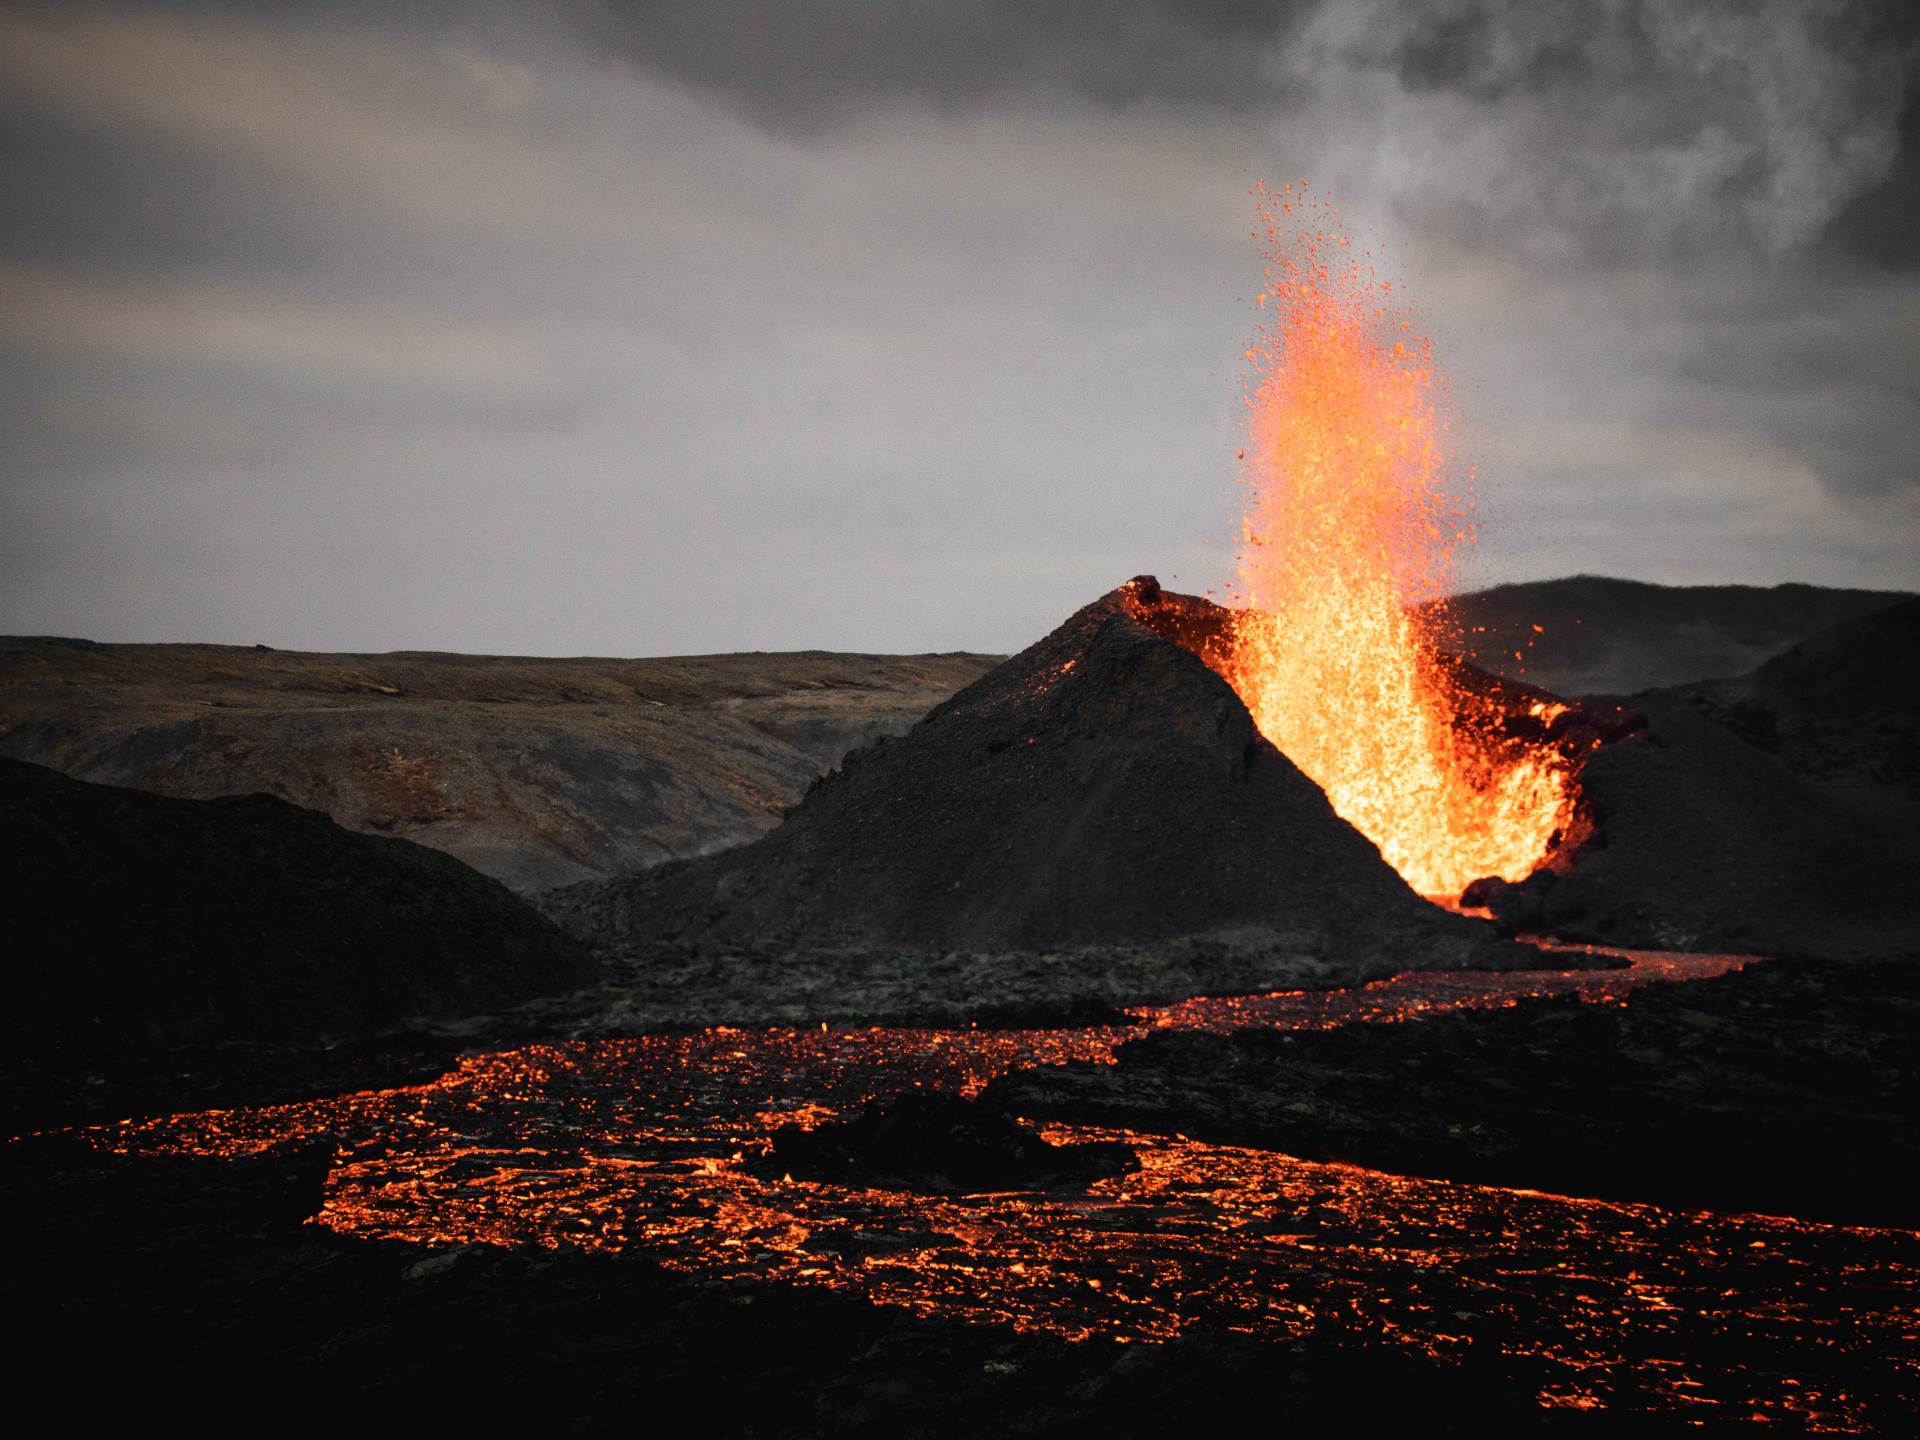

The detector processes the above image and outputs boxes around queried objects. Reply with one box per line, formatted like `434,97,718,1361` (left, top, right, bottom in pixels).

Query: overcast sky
2,1,1914,655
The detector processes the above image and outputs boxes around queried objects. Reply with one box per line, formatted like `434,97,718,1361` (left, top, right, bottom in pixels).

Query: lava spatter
1225,184,1576,899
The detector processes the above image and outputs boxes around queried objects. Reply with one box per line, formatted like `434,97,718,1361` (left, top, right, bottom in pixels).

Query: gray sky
2,0,1915,655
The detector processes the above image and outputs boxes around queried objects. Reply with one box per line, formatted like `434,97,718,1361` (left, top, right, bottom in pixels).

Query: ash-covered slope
547,579,1504,977
1417,575,1909,697
1470,603,1920,958
1,757,597,1070
1471,700,1916,956
1666,597,1920,809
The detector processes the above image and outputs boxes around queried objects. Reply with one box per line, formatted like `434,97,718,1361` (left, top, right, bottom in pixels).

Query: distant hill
1417,576,1911,696
3,577,1908,897
1663,598,1920,812
0,639,998,892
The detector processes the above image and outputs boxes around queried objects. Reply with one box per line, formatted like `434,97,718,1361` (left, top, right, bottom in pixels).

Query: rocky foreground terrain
4,579,1917,1431
990,958,1920,1229
0,757,595,1131
7,1137,1577,1435
0,639,996,890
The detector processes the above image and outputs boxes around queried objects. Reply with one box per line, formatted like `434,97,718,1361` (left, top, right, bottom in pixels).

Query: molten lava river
84,949,1919,1431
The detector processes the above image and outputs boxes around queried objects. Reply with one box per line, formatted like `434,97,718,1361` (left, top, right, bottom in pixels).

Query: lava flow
1224,183,1575,899
78,950,1920,1430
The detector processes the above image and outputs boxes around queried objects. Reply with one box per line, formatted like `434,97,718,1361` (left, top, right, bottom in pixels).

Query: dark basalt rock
1461,870,1558,935
0,757,598,1075
988,957,1920,1227
5,1135,1559,1434
544,578,1511,979
763,1092,1136,1194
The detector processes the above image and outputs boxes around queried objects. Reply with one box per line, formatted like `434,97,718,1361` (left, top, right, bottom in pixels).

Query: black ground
1420,575,1910,696
0,1136,1774,1436
990,958,1920,1228
1666,597,1920,810
761,1091,1138,1193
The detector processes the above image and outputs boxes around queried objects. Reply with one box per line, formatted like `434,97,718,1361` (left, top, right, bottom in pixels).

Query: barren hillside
1419,575,1909,696
0,639,998,890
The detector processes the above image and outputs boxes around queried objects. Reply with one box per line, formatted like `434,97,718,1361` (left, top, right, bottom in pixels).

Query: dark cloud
1389,0,1908,107
569,0,1916,270
1391,5,1631,101
0,97,350,281
1824,66,1920,268
1659,269,1920,499
1276,0,1912,263
0,0,1912,654
566,0,1310,127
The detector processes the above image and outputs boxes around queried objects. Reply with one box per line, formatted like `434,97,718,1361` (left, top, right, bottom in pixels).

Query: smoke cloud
1,0,1913,653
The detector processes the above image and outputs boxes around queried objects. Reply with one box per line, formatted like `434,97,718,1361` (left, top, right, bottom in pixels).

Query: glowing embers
79,952,1919,1428
1225,183,1575,899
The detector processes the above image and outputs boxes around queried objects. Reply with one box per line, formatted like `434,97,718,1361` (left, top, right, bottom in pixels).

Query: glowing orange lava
69,951,1920,1431
1225,182,1574,899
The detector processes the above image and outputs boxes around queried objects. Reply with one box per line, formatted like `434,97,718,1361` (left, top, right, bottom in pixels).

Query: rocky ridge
0,637,997,891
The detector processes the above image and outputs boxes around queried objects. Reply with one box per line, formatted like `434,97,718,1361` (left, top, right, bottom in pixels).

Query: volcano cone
552,579,1508,977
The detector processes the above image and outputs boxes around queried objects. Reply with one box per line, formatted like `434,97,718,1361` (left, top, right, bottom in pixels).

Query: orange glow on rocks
72,951,1920,1431
1225,183,1575,899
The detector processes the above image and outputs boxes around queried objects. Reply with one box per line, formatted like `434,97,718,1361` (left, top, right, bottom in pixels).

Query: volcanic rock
545,579,1509,980
0,757,598,1071
988,958,1920,1227
762,1092,1136,1194
6,1137,1556,1434
1471,602,1920,957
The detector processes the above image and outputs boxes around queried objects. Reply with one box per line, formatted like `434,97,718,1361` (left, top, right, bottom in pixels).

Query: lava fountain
1224,183,1574,899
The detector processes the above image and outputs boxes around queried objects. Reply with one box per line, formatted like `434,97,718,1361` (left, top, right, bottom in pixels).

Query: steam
1277,0,1907,261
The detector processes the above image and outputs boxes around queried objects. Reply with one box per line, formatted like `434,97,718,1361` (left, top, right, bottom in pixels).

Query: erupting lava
1225,183,1574,899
